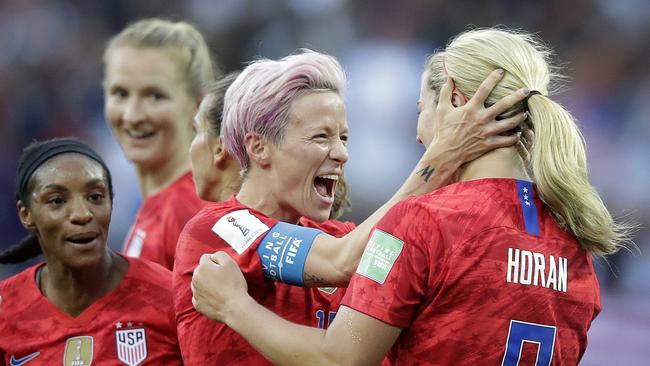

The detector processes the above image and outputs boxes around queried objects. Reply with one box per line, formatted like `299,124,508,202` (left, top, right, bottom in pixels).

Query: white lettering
505,247,567,293
507,248,519,283
520,250,533,285
533,252,546,287
558,257,568,292
373,259,388,271
547,256,557,290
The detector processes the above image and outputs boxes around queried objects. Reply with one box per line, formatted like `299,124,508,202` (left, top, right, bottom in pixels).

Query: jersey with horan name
342,178,601,366
122,171,207,270
173,196,355,365
0,256,182,366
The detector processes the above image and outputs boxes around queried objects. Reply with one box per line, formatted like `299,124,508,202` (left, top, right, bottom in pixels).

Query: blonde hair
426,28,634,255
330,175,351,219
103,18,218,97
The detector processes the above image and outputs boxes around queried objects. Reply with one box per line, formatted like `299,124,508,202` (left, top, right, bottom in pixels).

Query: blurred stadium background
0,0,648,363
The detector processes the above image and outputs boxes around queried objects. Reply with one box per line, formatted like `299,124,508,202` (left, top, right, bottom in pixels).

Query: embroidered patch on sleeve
211,209,270,255
356,229,404,284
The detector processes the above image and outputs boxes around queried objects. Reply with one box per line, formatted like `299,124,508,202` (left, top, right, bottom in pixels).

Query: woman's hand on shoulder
191,251,249,323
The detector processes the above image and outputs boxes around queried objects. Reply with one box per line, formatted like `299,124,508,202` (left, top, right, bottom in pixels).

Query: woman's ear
243,132,271,168
211,136,232,169
17,201,35,230
451,88,468,108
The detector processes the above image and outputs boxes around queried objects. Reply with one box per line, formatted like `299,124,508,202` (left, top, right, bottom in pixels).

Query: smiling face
104,46,196,170
263,91,349,222
19,154,112,269
416,70,439,147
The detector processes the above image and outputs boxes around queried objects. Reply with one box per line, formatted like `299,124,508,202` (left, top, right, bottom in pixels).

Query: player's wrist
399,143,461,196
223,292,256,327
425,138,463,168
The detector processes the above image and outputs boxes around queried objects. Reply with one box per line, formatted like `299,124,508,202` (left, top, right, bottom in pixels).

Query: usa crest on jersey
115,328,147,366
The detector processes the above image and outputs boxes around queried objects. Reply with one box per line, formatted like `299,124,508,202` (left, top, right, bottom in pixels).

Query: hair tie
523,90,543,111
16,138,113,202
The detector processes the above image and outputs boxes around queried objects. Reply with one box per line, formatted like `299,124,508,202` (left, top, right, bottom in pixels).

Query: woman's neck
136,150,191,198
458,147,531,182
206,158,242,202
237,170,301,224
40,251,128,317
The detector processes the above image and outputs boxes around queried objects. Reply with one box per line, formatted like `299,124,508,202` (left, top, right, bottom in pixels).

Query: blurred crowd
0,0,648,361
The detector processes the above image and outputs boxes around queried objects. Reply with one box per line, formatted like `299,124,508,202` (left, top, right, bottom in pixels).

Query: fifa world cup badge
115,328,148,366
63,336,94,366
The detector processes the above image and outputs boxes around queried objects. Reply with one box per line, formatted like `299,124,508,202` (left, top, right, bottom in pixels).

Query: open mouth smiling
66,232,99,245
125,129,155,139
314,174,338,200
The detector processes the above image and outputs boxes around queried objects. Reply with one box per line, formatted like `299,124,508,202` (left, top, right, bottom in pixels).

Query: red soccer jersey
0,256,181,365
122,172,207,270
342,178,601,366
173,196,354,365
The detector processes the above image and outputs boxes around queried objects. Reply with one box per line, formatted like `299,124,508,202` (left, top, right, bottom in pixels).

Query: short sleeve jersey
0,256,181,365
173,196,355,365
342,179,601,366
122,172,207,270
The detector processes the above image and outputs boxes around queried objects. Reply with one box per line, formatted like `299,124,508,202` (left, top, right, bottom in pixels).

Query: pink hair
221,49,346,171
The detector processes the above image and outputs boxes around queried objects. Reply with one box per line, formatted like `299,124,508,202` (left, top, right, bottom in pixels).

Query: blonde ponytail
427,27,635,255
528,95,634,255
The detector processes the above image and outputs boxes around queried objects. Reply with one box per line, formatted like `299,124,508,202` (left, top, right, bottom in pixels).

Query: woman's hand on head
191,251,249,323
427,69,531,164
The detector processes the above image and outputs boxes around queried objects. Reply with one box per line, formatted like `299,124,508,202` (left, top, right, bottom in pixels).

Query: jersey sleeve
299,217,356,237
173,207,277,362
174,208,277,315
160,195,206,269
341,198,443,328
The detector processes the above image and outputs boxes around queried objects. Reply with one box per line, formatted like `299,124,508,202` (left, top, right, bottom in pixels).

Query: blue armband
256,222,321,286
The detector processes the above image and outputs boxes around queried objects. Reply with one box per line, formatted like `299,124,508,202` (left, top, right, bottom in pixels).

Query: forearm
331,141,461,281
226,294,340,366
304,142,461,287
397,140,462,197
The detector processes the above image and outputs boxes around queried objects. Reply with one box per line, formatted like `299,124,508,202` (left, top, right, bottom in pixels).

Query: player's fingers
487,87,530,118
515,140,530,162
522,128,535,150
469,69,504,107
486,133,521,149
0,295,3,306
210,251,232,265
437,76,454,112
484,112,526,136
199,253,213,266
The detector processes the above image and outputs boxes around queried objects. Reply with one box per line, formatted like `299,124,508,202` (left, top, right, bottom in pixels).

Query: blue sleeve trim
256,222,322,286
516,180,540,236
